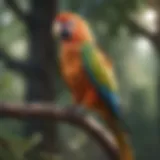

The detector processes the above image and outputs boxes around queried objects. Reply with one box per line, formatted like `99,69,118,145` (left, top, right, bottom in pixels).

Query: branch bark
0,103,119,160
5,0,30,24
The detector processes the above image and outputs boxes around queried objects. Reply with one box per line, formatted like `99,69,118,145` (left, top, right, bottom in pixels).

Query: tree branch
125,17,160,55
0,103,119,160
5,0,30,24
0,48,43,77
125,17,155,40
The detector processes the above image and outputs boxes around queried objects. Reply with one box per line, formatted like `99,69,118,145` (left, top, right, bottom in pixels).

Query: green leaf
0,133,42,160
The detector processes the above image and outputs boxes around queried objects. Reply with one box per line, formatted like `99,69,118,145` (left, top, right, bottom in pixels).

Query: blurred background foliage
0,0,159,160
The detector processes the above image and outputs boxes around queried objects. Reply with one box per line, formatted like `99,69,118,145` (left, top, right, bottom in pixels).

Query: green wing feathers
81,42,132,134
81,42,119,93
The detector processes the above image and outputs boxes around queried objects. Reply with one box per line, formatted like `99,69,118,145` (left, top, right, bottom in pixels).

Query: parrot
52,12,134,160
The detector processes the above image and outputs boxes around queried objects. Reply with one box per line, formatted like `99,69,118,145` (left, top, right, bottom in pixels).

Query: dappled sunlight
0,11,13,26
9,39,28,60
136,7,158,33
141,8,157,33
0,0,159,160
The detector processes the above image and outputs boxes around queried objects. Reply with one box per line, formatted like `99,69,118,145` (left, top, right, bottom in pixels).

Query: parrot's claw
63,105,85,116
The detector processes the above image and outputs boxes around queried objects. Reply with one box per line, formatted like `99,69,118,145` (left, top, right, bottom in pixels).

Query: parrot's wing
81,42,121,119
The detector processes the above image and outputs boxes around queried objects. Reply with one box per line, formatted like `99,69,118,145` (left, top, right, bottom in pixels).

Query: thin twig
0,103,119,160
126,17,155,40
0,48,44,77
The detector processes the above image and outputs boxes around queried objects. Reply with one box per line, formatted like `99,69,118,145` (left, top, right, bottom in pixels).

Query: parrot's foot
63,105,85,116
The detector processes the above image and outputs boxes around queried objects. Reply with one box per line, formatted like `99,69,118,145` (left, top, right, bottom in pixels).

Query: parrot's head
52,12,95,43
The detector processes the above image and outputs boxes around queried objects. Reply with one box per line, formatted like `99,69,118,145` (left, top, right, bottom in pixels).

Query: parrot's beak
52,22,72,40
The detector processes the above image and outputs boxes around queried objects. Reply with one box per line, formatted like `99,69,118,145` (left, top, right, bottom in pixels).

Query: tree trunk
24,0,59,156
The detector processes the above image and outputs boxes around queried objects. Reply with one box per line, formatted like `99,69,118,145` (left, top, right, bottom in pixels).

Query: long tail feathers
117,105,132,136
118,116,132,136
101,112,134,160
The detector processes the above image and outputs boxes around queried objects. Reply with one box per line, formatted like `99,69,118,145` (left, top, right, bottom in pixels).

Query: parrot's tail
100,112,135,160
114,127,134,160
113,104,132,136
118,116,132,136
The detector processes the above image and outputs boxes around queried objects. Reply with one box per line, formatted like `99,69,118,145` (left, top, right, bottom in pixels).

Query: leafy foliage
0,131,41,160
0,0,159,160
61,0,144,36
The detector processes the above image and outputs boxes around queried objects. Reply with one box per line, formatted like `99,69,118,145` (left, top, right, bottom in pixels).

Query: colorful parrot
52,12,134,160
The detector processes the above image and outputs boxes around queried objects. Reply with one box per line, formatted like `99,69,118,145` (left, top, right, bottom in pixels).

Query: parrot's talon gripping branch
63,105,86,116
0,103,119,160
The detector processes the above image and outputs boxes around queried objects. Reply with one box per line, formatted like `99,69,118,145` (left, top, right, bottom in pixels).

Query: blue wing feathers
84,62,121,119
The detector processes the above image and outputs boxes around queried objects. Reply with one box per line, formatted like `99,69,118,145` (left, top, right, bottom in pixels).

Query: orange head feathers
52,12,95,43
